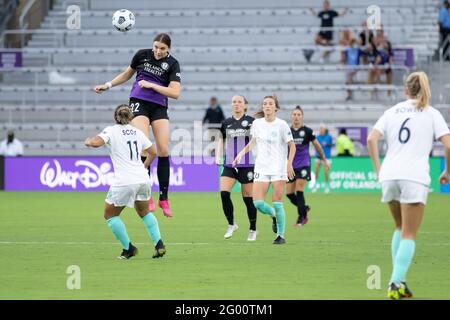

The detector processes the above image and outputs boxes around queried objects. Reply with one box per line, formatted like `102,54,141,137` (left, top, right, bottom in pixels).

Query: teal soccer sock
273,202,286,238
391,229,401,267
253,200,275,217
390,239,416,284
142,212,161,246
107,216,130,250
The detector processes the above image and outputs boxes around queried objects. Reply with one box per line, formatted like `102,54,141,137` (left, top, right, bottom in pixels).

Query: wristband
105,82,112,89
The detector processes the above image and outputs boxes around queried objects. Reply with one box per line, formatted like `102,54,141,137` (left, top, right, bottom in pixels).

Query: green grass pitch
0,192,449,299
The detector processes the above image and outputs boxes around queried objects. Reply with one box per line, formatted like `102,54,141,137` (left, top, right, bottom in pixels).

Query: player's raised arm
439,133,450,184
367,128,383,177
94,66,136,93
287,140,296,180
84,135,106,148
138,80,181,99
232,137,256,167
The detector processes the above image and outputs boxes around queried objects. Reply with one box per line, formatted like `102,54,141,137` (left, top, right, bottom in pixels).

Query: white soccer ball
112,9,135,32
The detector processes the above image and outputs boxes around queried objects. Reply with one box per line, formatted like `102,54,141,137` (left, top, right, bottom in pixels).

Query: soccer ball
112,9,135,32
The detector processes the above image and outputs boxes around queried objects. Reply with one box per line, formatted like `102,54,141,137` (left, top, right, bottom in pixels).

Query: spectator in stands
310,0,349,63
359,21,374,48
339,27,356,62
438,1,450,61
376,40,394,98
365,41,381,100
343,38,362,101
0,131,24,156
203,97,225,156
336,128,354,157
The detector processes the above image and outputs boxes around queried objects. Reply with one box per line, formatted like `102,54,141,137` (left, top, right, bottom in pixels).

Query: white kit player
84,104,166,260
367,72,450,299
233,95,296,245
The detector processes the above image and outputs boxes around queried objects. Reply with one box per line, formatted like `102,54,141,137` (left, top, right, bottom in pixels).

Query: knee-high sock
391,229,401,267
286,193,297,206
220,191,234,225
107,216,130,250
157,156,170,200
273,202,286,238
390,239,416,284
253,200,275,217
243,196,257,231
296,191,307,219
141,212,161,246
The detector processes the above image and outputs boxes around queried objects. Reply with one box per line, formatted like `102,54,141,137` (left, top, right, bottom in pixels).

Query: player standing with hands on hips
367,72,450,299
84,105,166,259
94,33,181,218
233,95,296,244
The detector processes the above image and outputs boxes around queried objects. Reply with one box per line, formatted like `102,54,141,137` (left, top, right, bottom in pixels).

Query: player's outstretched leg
141,212,166,258
253,200,277,234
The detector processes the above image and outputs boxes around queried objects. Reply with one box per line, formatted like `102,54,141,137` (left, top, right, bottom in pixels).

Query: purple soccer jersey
291,126,316,169
129,49,181,107
220,115,255,168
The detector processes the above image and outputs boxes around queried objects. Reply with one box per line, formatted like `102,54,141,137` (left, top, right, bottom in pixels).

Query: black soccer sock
157,156,170,200
296,191,307,219
220,191,234,225
243,196,257,231
286,193,298,207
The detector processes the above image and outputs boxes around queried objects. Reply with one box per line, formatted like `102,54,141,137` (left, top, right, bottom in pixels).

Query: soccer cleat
273,235,286,245
158,199,173,218
387,283,402,300
117,243,138,260
148,196,156,212
294,206,310,227
152,239,166,258
224,224,238,239
247,230,257,241
400,282,413,298
324,187,330,194
272,217,277,234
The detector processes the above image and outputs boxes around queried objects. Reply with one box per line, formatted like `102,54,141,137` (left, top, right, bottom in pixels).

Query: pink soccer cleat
158,199,173,218
149,196,156,212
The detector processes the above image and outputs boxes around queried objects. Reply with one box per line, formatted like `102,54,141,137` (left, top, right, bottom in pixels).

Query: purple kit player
286,106,328,227
216,95,258,241
94,33,181,218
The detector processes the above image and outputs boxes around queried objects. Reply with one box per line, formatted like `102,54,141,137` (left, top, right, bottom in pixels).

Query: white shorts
381,180,429,205
105,183,151,208
254,172,288,182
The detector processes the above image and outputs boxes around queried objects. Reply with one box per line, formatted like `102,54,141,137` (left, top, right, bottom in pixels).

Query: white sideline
0,241,209,246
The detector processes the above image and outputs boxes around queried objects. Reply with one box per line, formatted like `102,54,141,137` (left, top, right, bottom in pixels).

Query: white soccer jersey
250,117,293,176
98,124,152,186
374,99,450,186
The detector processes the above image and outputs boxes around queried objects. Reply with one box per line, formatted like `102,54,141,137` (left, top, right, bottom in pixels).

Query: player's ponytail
114,104,133,125
406,71,431,110
293,105,304,115
254,94,280,118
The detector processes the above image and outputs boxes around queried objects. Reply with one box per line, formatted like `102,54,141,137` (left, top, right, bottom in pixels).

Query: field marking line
0,241,209,246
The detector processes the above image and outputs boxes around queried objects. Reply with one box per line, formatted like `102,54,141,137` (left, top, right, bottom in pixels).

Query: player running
367,72,450,299
286,106,328,227
233,95,296,244
94,33,181,218
84,105,166,259
216,95,258,241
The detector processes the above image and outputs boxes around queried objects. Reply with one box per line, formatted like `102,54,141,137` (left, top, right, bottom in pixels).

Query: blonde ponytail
406,71,431,110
